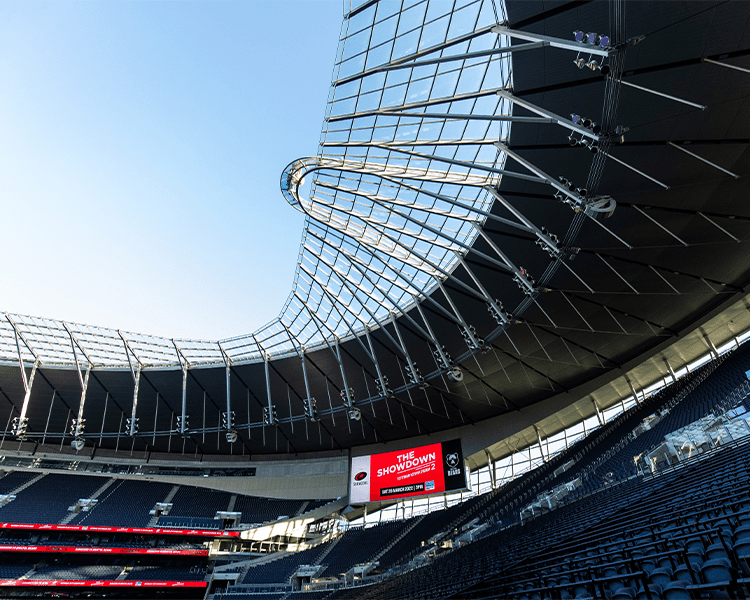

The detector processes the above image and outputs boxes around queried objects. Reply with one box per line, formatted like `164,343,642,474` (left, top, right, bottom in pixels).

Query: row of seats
218,346,750,598
0,470,334,529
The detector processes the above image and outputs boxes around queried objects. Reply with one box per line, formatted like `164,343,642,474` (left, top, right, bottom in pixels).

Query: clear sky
0,0,343,340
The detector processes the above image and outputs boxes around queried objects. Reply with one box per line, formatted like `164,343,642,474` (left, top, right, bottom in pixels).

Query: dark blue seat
648,567,672,589
662,580,690,600
700,557,732,583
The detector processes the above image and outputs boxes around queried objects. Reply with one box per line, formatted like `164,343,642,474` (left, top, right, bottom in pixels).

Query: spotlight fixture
588,141,599,154
597,34,610,47
570,114,581,125
447,367,464,383
576,187,588,197
573,30,584,42
568,135,579,147
585,32,597,45
587,59,599,71
573,55,586,69
599,63,611,76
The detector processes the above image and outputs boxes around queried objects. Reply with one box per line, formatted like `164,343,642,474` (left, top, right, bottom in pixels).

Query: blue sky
0,0,342,340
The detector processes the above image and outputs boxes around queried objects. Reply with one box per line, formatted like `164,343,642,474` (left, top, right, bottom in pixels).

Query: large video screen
350,439,466,503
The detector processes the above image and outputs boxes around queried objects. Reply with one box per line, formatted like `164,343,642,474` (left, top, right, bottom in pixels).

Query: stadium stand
0,474,104,524
240,546,329,585
318,521,407,577
233,494,307,525
3,2,750,599
0,471,40,495
68,478,174,527
167,485,232,519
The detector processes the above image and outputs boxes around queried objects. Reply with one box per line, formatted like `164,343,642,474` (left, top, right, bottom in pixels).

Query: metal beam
668,141,739,179
620,79,706,110
334,23,501,85
496,90,601,141
492,26,614,58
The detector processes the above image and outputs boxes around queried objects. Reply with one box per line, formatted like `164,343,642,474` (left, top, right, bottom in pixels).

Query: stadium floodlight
125,417,139,435
304,398,319,422
559,176,575,191
447,367,464,383
11,417,28,439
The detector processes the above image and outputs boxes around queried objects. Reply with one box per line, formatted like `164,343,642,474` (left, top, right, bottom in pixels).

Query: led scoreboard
350,439,466,503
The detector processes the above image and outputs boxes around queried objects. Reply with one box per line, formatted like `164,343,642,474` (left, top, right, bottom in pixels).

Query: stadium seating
318,521,407,577
233,494,307,525
126,563,206,581
240,546,329,585
167,485,232,518
0,473,104,524
0,470,40,495
69,478,174,527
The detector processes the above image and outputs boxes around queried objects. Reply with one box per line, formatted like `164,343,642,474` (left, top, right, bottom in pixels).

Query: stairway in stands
59,477,116,525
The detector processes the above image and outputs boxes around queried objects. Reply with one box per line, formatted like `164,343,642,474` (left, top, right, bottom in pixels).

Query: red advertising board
0,544,208,556
350,439,466,503
0,580,207,588
0,522,238,538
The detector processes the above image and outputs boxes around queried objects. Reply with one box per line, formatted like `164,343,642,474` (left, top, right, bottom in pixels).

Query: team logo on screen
446,453,460,468
354,471,368,481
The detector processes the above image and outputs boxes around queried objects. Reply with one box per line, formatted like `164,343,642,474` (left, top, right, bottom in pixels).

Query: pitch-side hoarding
350,439,466,503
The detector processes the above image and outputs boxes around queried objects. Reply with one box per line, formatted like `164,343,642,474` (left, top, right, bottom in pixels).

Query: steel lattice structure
1,0,750,460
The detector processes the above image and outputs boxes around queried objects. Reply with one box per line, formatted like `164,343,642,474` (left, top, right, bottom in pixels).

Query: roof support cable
5,314,38,439
280,324,318,422
63,323,93,447
668,141,739,179
492,26,614,58
297,298,357,418
172,341,190,438
496,90,602,142
217,341,238,442
412,295,457,378
702,57,750,75
496,142,632,249
604,152,670,189
388,312,425,392
619,79,706,110
631,206,687,246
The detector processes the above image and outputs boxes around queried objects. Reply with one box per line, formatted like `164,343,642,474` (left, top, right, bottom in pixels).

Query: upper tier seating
233,494,307,525
167,485,232,518
241,546,328,584
69,478,174,527
0,470,40,495
0,473,103,524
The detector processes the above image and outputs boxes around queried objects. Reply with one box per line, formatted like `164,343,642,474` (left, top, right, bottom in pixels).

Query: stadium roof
1,0,749,460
